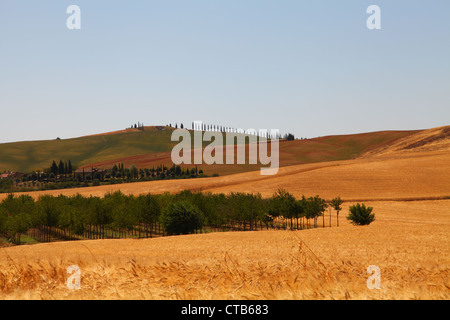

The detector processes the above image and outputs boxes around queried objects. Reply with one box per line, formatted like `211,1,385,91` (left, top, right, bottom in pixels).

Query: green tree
135,194,161,237
58,160,65,175
330,196,344,227
64,194,88,236
347,203,375,226
188,192,226,228
58,205,79,238
304,195,328,228
293,198,306,229
87,196,113,239
130,165,138,180
270,189,297,229
284,133,295,141
227,192,264,230
0,194,34,244
0,206,8,238
34,195,62,241
0,179,13,192
5,212,32,244
105,191,137,233
161,201,203,235
50,161,58,176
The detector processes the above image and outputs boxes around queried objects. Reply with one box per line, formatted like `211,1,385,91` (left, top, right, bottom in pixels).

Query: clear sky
0,0,449,143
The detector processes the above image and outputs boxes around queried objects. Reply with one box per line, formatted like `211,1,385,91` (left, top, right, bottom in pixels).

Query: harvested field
1,149,449,202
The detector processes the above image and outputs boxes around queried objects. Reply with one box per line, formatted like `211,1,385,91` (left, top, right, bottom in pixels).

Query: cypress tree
58,160,65,175
50,161,58,176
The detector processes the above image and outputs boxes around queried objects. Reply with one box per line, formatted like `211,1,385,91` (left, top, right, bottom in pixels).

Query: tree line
128,122,145,130
0,189,374,245
3,161,210,194
166,122,289,140
50,160,74,176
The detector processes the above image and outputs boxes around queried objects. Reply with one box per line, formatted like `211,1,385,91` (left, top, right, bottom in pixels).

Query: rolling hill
0,126,178,173
1,126,448,202
0,125,449,300
0,125,420,175
361,125,450,157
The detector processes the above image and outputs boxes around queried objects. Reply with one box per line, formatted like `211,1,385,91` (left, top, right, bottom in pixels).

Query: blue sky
0,0,449,143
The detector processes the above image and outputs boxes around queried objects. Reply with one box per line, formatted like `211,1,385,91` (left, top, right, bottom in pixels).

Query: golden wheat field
0,127,449,300
0,200,449,300
1,149,449,202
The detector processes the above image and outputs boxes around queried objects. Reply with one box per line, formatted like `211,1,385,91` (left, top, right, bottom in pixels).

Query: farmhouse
0,172,24,179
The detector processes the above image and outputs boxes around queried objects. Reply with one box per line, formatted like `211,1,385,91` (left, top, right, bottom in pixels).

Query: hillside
39,131,417,175
362,125,450,157
3,147,448,202
0,126,419,174
1,126,449,202
79,130,420,176
0,126,449,300
0,126,178,173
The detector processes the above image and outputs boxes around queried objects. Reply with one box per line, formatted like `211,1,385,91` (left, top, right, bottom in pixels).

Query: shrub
161,201,203,235
347,203,375,225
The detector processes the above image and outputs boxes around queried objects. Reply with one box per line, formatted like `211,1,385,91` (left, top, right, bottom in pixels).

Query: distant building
0,172,25,179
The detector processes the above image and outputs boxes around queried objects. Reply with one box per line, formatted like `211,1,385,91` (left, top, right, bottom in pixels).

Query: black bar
0,300,442,319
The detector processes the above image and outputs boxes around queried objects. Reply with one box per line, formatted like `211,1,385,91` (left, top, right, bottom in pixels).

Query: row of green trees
109,164,204,181
7,162,209,194
0,189,374,245
188,122,283,139
29,162,203,182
